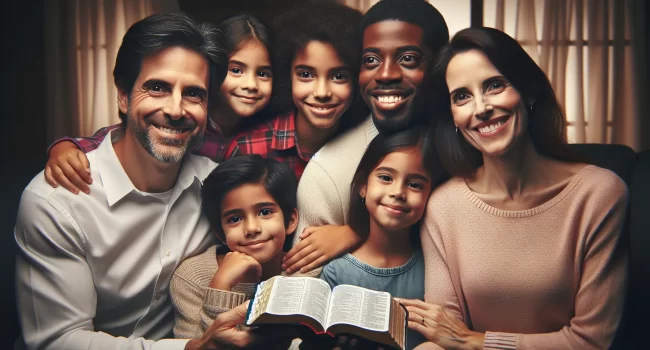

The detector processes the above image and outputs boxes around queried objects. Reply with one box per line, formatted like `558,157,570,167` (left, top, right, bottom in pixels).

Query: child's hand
210,251,262,290
282,225,361,274
45,141,92,195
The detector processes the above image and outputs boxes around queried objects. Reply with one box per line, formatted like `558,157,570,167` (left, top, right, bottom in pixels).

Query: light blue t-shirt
320,251,426,350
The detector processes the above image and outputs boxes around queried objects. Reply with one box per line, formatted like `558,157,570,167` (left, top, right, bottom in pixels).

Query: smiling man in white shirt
14,13,266,350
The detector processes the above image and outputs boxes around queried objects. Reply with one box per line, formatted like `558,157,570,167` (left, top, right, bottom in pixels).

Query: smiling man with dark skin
284,0,449,275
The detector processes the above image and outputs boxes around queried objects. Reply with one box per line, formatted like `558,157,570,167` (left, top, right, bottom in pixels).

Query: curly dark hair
270,1,368,132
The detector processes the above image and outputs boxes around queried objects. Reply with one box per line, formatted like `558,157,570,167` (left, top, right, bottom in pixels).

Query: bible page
325,285,391,332
266,276,331,326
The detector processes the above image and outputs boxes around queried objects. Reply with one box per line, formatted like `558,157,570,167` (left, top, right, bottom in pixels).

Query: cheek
333,83,353,106
291,79,311,102
405,69,426,89
451,105,473,126
260,81,273,100
220,76,236,96
358,69,373,90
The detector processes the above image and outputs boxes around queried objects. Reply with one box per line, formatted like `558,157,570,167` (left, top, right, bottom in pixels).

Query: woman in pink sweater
398,28,628,350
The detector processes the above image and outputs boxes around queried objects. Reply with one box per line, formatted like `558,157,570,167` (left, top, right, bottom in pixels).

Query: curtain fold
486,0,645,150
45,0,179,142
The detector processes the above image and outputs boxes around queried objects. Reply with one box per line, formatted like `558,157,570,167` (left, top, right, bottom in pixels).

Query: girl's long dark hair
433,27,587,178
348,128,445,246
216,14,277,124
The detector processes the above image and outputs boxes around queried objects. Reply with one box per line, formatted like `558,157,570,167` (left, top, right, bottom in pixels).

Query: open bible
245,276,408,350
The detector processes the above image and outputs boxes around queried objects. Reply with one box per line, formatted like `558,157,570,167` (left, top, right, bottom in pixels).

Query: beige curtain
488,0,646,151
45,0,179,142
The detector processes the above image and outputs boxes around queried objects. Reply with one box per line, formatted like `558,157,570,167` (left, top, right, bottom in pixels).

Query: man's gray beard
126,107,199,164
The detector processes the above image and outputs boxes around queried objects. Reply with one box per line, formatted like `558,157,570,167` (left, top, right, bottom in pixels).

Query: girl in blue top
320,128,444,349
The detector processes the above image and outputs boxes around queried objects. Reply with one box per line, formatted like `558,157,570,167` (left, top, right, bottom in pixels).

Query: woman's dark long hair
348,128,444,246
432,27,586,178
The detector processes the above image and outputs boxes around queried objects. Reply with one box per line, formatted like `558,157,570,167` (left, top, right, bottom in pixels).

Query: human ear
359,185,367,199
117,88,129,115
286,208,299,236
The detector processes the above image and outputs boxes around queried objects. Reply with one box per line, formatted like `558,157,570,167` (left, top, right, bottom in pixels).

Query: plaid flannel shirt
226,111,311,180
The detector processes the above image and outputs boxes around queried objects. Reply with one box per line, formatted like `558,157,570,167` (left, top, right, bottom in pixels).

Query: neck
211,104,241,138
363,219,414,259
477,136,544,199
261,252,285,281
295,110,339,155
113,130,182,193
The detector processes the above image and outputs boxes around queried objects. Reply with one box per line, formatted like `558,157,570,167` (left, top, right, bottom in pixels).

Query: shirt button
165,249,171,256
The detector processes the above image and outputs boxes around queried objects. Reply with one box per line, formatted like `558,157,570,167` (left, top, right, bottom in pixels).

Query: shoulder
185,154,218,181
311,116,375,165
573,165,628,204
173,246,219,284
426,177,468,212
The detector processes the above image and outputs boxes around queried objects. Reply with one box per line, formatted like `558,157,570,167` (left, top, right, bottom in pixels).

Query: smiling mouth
242,238,271,247
371,91,411,111
473,115,510,135
152,124,191,135
305,102,339,116
381,203,409,215
232,94,262,104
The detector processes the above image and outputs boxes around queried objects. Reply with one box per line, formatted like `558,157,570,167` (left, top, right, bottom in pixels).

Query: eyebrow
221,202,278,218
142,79,171,89
294,64,314,71
362,46,425,55
375,166,430,183
449,75,506,97
229,59,248,67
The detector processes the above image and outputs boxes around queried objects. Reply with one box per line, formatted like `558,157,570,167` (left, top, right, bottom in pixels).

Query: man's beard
126,107,201,164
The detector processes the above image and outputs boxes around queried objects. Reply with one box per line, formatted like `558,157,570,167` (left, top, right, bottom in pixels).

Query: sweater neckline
459,165,594,218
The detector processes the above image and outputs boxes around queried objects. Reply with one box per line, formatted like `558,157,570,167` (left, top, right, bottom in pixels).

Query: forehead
446,49,501,88
376,148,426,174
231,40,270,65
221,183,276,210
362,21,425,52
293,41,346,68
138,46,209,87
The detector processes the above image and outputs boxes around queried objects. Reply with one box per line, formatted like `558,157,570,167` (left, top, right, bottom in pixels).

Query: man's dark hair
201,155,298,243
360,0,449,54
270,1,369,132
432,27,586,178
113,12,227,125
349,128,445,246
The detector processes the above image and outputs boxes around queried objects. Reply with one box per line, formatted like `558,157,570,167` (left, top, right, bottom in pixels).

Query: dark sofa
2,144,649,348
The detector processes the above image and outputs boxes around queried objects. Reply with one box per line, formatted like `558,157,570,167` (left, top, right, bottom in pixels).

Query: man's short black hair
201,155,298,243
113,12,227,125
360,0,449,54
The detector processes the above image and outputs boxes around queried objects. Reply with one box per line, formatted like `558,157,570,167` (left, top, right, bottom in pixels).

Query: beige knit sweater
418,165,628,350
292,115,378,277
169,245,257,339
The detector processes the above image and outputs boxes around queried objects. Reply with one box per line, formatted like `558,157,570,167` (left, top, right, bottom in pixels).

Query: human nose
162,90,184,120
389,182,406,200
244,215,262,238
313,78,332,100
241,71,258,91
473,94,493,119
375,58,402,85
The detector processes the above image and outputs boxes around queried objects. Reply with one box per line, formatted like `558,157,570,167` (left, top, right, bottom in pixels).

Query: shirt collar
269,112,298,151
95,129,216,206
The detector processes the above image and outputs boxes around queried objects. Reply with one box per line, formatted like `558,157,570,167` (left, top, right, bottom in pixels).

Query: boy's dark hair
201,155,298,243
432,27,586,178
113,12,227,126
270,1,369,132
215,14,276,123
360,0,449,55
349,128,445,245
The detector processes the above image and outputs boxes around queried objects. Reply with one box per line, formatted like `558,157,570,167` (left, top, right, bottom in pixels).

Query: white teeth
377,95,402,104
478,120,504,134
157,126,184,134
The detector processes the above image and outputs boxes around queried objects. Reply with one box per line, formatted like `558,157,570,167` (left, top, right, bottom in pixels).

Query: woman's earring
529,103,534,114
361,196,365,205
455,126,459,134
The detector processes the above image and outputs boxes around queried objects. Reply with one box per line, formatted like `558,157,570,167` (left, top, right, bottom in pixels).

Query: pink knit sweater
419,165,628,350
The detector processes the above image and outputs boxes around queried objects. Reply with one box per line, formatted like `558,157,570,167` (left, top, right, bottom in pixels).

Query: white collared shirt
15,130,217,350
